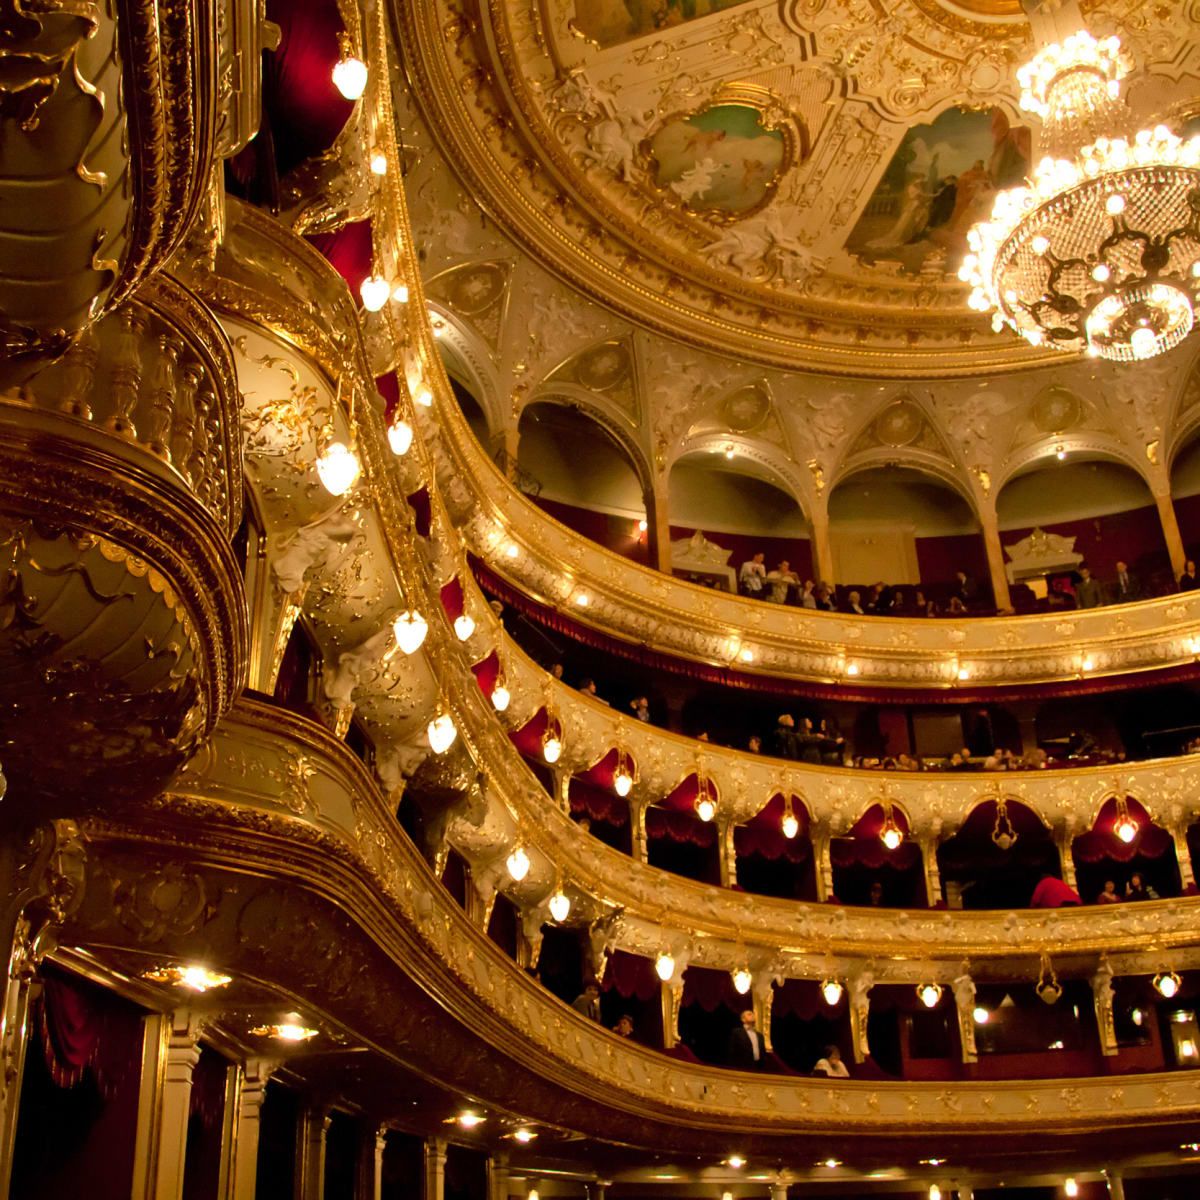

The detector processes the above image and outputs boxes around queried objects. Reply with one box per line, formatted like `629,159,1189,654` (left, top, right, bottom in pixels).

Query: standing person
572,982,601,1020
766,560,799,604
954,570,977,607
1110,559,1140,604
1075,564,1105,609
726,1010,767,1071
739,552,767,597
799,579,818,608
1180,559,1198,591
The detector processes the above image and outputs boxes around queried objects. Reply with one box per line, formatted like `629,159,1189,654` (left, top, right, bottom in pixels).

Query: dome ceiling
395,0,1200,376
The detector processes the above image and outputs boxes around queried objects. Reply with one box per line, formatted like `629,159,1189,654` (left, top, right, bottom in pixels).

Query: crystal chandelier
961,29,1200,362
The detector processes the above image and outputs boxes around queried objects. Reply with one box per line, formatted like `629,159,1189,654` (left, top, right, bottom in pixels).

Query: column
753,980,775,1053
661,980,683,1049
810,511,835,585
231,1059,277,1200
0,916,37,1200
812,830,833,901
358,1125,387,1200
587,1184,607,1200
957,1185,975,1200
1169,820,1195,891
152,1011,206,1200
1108,1171,1126,1200
1155,490,1187,580
980,509,1012,613
1092,962,1118,1057
848,971,874,1064
632,802,649,863
717,821,736,889
424,1137,448,1200
296,1105,331,1200
487,1153,509,1200
951,974,978,1064
770,1182,789,1200
645,481,672,575
1056,827,1079,892
920,836,943,908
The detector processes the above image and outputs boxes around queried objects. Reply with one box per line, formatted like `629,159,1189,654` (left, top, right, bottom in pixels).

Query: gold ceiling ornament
962,28,1200,362
1035,952,1063,1005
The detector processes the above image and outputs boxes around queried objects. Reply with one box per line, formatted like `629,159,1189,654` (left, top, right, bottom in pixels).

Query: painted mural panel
845,106,1031,274
649,103,786,215
573,0,754,48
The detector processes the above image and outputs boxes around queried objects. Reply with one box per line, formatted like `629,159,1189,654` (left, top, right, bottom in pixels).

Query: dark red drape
646,806,717,847
1073,797,1173,863
377,371,400,421
569,778,630,827
306,220,373,299
407,488,432,538
735,793,811,862
470,650,500,697
509,708,549,758
602,950,660,1001
682,965,742,1013
440,576,464,621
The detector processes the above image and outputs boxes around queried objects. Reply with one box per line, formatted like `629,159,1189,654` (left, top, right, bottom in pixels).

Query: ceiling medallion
962,29,1200,362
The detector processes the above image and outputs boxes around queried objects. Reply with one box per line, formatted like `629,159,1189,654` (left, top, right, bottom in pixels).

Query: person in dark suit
770,714,798,760
1075,564,1104,609
726,1009,767,1071
1180,560,1198,592
1110,560,1140,604
954,570,977,607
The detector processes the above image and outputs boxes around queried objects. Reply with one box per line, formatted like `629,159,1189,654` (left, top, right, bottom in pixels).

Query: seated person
630,695,651,723
866,582,894,614
1125,871,1159,901
1180,559,1198,592
1095,879,1121,904
814,584,837,611
813,1044,850,1078
612,1014,634,1038
868,880,885,907
843,589,866,615
726,1010,767,1071
747,734,762,754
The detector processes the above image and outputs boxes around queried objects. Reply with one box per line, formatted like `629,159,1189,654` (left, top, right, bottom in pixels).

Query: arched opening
733,794,817,900
448,376,491,451
1170,426,1200,570
936,800,1060,909
996,458,1168,607
667,453,809,595
517,401,648,564
1072,796,1180,902
828,466,987,610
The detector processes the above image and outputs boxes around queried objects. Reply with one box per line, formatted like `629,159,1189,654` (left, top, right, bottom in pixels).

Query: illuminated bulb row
360,275,411,312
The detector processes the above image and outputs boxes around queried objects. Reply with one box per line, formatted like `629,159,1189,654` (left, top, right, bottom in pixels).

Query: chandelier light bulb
427,713,457,754
929,1187,942,1200
392,283,410,304
316,440,360,496
453,613,475,641
548,890,571,922
414,385,433,408
331,42,368,101
732,968,753,995
781,810,799,840
1155,971,1181,999
359,274,390,312
821,979,843,1006
1064,1180,1079,1198
973,1005,990,1025
457,1112,484,1128
696,796,716,823
491,683,510,712
918,983,942,1009
369,150,387,175
393,611,428,655
1114,815,1139,843
542,731,562,764
512,1128,535,1144
506,846,530,882
845,661,860,677
614,768,633,798
726,1155,746,1169
881,821,903,851
655,952,675,982
387,418,414,456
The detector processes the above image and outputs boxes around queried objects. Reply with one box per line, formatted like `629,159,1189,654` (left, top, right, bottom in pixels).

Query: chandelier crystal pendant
961,29,1200,362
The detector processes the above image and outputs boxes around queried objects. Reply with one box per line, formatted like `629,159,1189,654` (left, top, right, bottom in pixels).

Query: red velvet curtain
938,799,1056,872
470,650,500,697
407,488,432,538
602,950,660,1001
568,779,630,827
830,838,920,871
772,979,843,1021
576,748,619,789
1073,796,1173,863
646,806,717,847
735,793,811,862
307,220,373,299
188,1047,228,1131
377,371,400,421
682,966,741,1013
440,576,464,622
509,708,548,758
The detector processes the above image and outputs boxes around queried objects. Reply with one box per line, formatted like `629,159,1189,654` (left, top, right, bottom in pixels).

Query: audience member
765,560,799,604
726,1010,767,1071
572,982,601,1020
1095,879,1121,904
1180,559,1198,592
578,678,609,705
868,881,885,906
954,570,977,607
1075,564,1104,609
799,579,817,608
630,695,651,723
612,1015,634,1038
747,735,762,754
1125,871,1158,901
813,1044,850,1078
843,589,865,615
814,584,836,611
771,714,798,759
947,596,967,615
739,552,767,597
867,582,894,614
1110,560,1140,604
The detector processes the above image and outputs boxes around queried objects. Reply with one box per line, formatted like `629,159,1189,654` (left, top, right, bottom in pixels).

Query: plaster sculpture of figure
323,626,394,707
272,512,360,594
